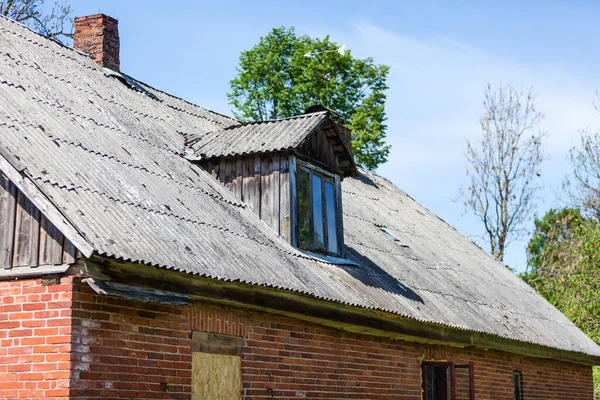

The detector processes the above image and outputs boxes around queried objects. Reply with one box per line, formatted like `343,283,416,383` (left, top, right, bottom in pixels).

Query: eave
84,256,600,367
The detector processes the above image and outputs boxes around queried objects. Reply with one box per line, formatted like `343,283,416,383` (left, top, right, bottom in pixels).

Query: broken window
295,160,342,256
422,362,474,400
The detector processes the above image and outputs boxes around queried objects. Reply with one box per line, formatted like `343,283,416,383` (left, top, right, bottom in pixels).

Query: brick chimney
73,14,119,71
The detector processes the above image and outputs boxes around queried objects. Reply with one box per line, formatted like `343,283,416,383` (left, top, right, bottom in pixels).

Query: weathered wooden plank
191,331,243,356
224,158,237,191
242,155,261,213
12,191,40,267
62,238,77,264
230,157,244,200
218,158,227,184
0,173,17,268
289,156,298,247
192,352,241,400
39,215,64,265
279,156,290,241
260,154,280,231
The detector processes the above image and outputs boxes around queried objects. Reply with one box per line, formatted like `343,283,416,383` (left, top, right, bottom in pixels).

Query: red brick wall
0,277,73,399
74,14,120,71
0,277,594,399
65,279,594,400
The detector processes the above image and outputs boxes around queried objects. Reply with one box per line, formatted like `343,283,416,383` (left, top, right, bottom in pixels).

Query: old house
0,13,599,399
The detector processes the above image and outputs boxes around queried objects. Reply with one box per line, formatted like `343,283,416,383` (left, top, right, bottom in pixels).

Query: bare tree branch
0,0,73,44
460,83,546,263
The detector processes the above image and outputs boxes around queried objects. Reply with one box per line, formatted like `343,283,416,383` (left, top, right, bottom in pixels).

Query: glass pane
297,169,310,248
325,181,338,254
311,174,324,249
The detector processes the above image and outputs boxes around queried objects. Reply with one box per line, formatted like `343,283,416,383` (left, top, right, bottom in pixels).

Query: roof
185,111,356,175
185,112,329,158
1,15,599,360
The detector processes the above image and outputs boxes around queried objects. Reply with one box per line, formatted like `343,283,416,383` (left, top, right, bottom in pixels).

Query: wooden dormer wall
199,126,345,243
0,172,78,269
295,128,341,173
200,154,292,242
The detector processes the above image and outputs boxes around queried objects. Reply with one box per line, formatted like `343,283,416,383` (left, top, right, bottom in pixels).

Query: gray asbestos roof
1,15,599,359
185,112,329,158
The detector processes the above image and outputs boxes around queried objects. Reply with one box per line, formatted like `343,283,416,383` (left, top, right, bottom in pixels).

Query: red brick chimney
73,14,120,71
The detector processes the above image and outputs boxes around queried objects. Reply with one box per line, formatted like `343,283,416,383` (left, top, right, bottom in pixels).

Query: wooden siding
201,154,291,239
0,172,78,269
296,128,341,172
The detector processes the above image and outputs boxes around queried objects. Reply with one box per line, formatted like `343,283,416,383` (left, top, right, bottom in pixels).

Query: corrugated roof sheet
1,15,599,358
185,112,329,158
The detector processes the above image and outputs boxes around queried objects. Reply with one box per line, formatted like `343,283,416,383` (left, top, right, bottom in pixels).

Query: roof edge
0,151,95,258
86,256,600,365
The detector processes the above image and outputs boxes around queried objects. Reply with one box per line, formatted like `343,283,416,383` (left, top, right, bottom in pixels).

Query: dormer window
192,109,355,259
294,159,342,256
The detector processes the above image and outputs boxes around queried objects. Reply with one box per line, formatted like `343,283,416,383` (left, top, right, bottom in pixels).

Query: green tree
524,207,600,398
524,207,587,283
228,26,390,170
0,0,73,43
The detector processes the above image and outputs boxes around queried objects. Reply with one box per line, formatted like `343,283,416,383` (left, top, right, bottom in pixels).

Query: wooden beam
0,263,70,279
191,331,243,356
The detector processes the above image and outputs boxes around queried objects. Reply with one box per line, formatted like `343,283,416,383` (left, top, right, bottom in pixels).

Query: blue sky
69,0,600,272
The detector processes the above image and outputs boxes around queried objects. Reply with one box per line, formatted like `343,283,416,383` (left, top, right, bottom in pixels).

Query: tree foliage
0,0,72,43
228,26,390,170
461,83,546,262
524,207,600,399
565,129,600,221
525,207,587,281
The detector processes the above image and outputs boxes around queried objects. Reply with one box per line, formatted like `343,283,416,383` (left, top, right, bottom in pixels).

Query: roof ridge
230,111,329,128
133,78,238,125
0,14,237,129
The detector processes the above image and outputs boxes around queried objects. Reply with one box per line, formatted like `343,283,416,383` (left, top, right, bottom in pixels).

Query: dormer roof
185,110,356,176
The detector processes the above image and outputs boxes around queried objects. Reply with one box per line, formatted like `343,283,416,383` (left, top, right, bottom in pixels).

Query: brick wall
0,277,73,399
0,277,593,399
65,279,594,400
73,14,120,71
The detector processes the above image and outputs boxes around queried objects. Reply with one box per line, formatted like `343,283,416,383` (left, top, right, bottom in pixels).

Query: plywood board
192,352,241,400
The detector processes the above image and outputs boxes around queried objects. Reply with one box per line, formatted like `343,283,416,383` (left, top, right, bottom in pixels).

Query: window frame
513,371,523,400
290,156,343,256
421,361,475,400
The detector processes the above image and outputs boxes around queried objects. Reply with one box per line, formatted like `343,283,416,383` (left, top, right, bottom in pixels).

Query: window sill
299,250,359,267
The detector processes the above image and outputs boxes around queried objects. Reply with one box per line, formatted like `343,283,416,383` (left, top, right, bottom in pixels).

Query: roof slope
1,16,599,359
185,111,329,158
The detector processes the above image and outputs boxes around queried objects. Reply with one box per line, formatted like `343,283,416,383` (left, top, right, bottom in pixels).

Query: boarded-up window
191,331,243,400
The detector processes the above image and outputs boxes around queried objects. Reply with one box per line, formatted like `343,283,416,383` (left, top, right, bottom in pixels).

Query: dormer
187,107,356,257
